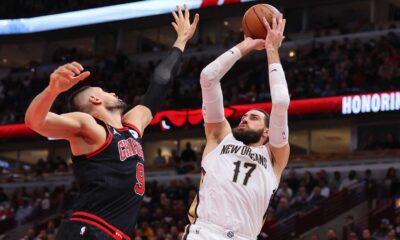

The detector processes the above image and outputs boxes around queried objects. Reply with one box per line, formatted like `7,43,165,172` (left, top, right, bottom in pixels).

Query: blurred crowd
0,184,77,237
1,166,397,239
0,31,399,125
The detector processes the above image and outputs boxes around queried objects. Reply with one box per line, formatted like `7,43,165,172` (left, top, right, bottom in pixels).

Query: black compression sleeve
140,47,183,115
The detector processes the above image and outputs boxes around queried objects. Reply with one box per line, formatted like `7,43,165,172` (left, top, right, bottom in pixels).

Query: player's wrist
173,38,187,52
265,44,278,52
45,86,61,96
236,41,251,56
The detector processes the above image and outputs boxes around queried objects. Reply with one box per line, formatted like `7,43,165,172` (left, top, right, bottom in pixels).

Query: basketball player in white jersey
183,14,289,240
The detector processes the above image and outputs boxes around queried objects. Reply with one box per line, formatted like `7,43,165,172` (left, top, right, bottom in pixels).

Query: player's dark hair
252,108,270,127
68,85,91,112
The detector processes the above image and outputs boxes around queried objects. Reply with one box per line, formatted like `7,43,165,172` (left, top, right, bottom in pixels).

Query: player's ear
263,127,269,138
89,95,102,105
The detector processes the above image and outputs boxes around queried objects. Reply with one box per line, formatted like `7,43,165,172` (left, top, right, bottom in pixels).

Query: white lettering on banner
371,94,380,112
390,93,395,110
381,93,390,111
352,96,361,114
342,92,400,115
342,97,352,114
361,95,371,113
396,93,400,110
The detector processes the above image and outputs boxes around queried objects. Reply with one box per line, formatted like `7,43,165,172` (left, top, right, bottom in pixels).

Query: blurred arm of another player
263,14,290,181
123,4,199,135
200,34,265,154
24,62,102,140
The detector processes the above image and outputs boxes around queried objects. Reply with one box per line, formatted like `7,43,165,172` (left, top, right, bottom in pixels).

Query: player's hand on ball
171,4,199,43
49,62,90,94
243,36,266,51
263,14,286,49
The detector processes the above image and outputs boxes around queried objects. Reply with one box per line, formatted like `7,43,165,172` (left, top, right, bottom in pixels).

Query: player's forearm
200,47,241,86
268,60,290,147
140,47,182,116
25,87,59,129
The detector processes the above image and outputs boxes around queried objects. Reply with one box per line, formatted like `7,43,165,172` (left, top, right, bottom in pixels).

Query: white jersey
187,133,278,239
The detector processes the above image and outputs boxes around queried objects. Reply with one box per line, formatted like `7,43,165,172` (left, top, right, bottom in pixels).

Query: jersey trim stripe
85,125,113,158
188,169,205,224
182,224,191,240
122,122,142,138
71,211,130,239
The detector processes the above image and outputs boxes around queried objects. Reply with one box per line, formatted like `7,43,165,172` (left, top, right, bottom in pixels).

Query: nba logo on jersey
129,129,139,139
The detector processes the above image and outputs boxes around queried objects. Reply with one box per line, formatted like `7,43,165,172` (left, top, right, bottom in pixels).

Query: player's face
95,87,127,111
232,110,267,145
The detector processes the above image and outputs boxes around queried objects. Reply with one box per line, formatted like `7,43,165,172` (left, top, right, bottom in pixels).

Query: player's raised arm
263,14,290,178
201,37,265,143
123,4,199,134
25,62,94,140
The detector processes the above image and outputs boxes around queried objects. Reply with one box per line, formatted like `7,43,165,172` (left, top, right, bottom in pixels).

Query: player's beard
106,99,127,113
232,127,264,145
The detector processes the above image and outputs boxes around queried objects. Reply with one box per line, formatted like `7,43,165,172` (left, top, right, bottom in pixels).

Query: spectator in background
291,186,311,211
275,197,295,220
309,233,320,240
21,227,36,240
15,200,33,225
382,133,400,149
287,169,300,195
303,171,317,194
347,231,360,240
331,171,342,193
361,228,375,240
327,228,339,240
340,170,359,190
318,178,331,198
363,169,377,197
153,148,167,166
0,187,8,202
181,142,197,162
41,192,51,214
308,186,326,205
385,229,396,240
363,135,381,150
384,167,399,197
373,218,391,239
343,215,362,240
394,215,400,239
276,181,293,199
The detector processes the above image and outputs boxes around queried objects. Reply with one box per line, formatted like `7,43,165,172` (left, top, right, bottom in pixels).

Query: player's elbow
271,87,290,110
153,64,171,85
200,67,218,88
24,112,44,130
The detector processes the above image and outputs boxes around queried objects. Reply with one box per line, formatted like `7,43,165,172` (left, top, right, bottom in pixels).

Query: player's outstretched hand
48,61,90,94
263,14,286,50
172,4,199,49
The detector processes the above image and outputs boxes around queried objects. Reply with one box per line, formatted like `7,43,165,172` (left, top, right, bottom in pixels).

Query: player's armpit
122,105,152,136
269,143,290,180
204,119,232,143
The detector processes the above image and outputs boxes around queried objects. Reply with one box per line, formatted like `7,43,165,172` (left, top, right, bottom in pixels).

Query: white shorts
182,219,254,240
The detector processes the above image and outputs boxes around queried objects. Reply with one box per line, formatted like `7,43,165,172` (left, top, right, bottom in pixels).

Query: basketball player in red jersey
25,5,198,240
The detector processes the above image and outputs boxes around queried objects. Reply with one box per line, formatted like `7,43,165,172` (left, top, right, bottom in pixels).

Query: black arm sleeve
140,47,183,116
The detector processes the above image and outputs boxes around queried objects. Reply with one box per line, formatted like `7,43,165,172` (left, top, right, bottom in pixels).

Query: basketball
242,4,280,39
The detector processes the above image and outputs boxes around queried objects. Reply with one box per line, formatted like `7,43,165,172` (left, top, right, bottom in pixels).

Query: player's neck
246,138,266,148
92,109,123,129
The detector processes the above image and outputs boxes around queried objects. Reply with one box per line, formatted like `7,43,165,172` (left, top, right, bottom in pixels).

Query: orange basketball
242,4,280,39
